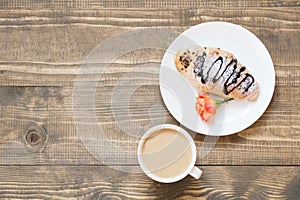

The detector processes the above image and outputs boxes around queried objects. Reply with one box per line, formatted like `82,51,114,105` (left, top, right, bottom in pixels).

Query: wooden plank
0,63,299,87
0,8,299,86
0,85,299,165
0,166,299,199
0,0,299,9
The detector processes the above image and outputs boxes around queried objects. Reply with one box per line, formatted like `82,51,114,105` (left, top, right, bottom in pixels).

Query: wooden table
0,1,299,199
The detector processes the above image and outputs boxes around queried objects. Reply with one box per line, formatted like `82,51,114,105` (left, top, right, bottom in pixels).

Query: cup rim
137,124,196,183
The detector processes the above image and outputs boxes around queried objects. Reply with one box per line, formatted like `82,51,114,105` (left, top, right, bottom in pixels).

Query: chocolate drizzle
211,56,224,83
193,53,255,95
193,52,206,83
224,65,245,95
241,74,255,92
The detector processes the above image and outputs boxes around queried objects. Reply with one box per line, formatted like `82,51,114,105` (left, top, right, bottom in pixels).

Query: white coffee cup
137,124,202,183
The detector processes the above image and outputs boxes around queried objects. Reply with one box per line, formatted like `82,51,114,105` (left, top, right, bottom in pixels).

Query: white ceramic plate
159,21,275,136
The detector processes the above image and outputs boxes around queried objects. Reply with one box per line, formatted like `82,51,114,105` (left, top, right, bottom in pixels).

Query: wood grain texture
0,8,299,86
0,1,299,199
0,166,299,199
0,85,299,165
0,0,299,9
0,6,299,165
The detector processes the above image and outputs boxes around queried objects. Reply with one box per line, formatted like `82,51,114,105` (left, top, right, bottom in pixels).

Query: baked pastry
175,46,259,101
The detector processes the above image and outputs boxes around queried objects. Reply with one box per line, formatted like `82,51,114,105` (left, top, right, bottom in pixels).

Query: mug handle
189,166,202,179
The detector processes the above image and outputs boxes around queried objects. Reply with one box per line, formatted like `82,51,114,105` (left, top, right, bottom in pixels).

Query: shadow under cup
137,124,202,183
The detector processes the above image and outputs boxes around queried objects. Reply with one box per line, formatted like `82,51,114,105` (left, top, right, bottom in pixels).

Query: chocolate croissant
175,46,259,101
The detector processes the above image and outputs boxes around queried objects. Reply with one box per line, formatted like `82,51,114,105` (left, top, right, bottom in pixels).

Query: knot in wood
26,130,42,145
24,125,48,151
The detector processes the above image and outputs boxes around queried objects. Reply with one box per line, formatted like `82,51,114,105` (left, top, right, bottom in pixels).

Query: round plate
159,21,275,136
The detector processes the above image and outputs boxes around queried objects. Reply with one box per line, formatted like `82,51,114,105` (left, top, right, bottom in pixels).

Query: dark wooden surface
1,166,300,199
0,0,299,199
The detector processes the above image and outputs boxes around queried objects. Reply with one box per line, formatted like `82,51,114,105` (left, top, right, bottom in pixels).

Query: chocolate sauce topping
193,53,255,95
193,52,206,84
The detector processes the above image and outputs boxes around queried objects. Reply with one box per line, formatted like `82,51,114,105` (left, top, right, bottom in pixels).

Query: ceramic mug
137,124,202,183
